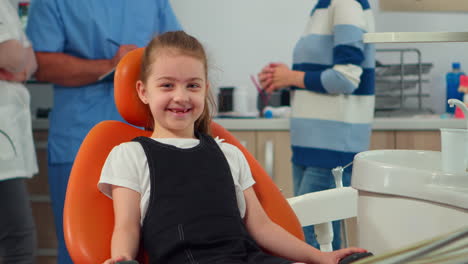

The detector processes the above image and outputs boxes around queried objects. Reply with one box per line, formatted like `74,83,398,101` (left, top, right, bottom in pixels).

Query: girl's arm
104,186,142,263
243,187,366,264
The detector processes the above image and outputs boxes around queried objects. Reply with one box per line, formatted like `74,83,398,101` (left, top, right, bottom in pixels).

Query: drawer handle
265,140,274,178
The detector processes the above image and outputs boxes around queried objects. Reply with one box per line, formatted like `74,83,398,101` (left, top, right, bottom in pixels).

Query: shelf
376,93,430,98
364,32,468,43
376,63,433,76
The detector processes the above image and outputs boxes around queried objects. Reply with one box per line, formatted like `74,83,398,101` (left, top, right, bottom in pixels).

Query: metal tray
376,63,433,77
375,79,430,92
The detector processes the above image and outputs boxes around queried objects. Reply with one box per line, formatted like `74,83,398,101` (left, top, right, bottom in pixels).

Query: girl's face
137,53,207,138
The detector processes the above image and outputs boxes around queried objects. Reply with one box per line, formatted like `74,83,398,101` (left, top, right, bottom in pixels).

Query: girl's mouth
167,108,192,115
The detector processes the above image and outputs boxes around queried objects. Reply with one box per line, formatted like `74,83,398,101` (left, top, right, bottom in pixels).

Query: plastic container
18,2,29,30
445,62,464,113
440,128,468,174
217,87,235,113
262,106,291,118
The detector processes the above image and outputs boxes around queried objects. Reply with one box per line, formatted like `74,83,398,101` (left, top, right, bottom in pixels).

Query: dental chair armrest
287,187,358,227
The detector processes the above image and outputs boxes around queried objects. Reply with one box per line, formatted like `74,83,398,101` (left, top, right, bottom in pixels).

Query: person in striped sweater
258,0,375,250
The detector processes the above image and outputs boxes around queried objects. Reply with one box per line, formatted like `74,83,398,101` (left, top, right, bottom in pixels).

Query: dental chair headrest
114,47,152,129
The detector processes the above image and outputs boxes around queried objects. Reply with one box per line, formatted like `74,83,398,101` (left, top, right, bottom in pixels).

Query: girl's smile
166,107,192,117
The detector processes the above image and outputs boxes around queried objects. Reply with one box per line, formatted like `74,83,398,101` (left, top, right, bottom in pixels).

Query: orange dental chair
63,48,307,264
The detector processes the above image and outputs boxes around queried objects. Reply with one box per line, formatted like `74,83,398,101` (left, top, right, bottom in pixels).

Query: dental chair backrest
63,48,304,264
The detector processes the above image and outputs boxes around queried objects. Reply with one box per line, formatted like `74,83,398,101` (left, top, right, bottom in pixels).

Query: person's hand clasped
257,62,296,93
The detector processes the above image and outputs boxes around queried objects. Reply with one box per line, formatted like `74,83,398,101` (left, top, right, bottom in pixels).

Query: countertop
32,115,467,131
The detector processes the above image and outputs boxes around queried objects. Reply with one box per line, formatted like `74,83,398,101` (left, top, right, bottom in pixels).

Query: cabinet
395,131,441,150
370,131,396,149
379,0,468,12
230,129,441,200
256,132,293,198
370,130,441,151
231,131,293,198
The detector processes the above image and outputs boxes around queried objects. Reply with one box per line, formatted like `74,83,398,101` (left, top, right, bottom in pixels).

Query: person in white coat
0,1,38,263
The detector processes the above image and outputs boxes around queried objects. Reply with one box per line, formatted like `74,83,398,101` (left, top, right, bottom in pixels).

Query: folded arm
34,44,137,87
0,40,37,81
34,52,113,87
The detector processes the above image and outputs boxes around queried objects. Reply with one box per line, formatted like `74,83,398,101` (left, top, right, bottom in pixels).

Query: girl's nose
172,87,189,102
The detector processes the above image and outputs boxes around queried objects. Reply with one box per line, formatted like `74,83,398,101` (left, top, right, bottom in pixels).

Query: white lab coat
0,1,38,180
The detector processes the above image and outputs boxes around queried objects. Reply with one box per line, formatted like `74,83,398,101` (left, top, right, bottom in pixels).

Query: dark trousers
48,162,73,264
292,164,352,250
0,178,37,264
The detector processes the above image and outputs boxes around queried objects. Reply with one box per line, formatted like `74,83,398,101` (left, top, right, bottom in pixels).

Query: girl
99,31,366,264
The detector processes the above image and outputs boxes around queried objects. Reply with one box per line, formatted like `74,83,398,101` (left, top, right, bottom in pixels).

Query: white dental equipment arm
287,187,358,252
287,162,356,252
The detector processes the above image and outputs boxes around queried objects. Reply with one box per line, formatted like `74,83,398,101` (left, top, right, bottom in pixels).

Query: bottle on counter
18,2,29,30
262,106,291,118
446,62,464,114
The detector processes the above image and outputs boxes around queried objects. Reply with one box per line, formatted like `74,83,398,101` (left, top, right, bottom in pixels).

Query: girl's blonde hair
140,31,214,135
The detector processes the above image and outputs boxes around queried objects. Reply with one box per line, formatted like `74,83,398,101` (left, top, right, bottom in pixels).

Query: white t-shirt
98,137,256,225
0,1,38,180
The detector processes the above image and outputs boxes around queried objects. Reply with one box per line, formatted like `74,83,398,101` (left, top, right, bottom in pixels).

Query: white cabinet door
256,131,294,198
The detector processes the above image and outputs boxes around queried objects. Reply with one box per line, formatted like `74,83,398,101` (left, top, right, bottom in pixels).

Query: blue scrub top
26,0,182,164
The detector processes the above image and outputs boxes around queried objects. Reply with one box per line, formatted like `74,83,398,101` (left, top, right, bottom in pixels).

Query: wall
15,0,468,115
170,0,468,114
170,0,312,113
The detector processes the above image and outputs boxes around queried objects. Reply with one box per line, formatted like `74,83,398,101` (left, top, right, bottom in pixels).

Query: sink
352,149,468,209
351,149,468,254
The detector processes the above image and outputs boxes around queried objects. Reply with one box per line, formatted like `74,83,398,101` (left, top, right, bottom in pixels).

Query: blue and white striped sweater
290,0,375,168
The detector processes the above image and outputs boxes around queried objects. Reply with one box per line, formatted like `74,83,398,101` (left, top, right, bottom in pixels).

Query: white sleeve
98,142,147,199
0,3,15,43
218,140,255,191
235,146,256,190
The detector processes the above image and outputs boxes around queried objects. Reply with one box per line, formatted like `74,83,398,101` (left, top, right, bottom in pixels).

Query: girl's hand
102,255,131,264
318,247,368,264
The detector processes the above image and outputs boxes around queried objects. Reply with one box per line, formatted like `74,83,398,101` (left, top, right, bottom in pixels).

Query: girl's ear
136,80,148,104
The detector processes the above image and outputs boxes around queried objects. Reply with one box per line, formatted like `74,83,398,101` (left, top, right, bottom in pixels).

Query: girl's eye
188,83,201,89
160,83,173,89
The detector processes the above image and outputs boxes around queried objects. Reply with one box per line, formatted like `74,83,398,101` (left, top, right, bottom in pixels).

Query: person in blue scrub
25,1,182,263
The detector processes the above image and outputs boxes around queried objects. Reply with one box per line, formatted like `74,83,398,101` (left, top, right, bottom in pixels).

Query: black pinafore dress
134,134,293,264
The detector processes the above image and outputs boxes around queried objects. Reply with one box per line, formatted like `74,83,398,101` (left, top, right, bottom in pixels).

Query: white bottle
262,106,291,118
234,86,248,115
